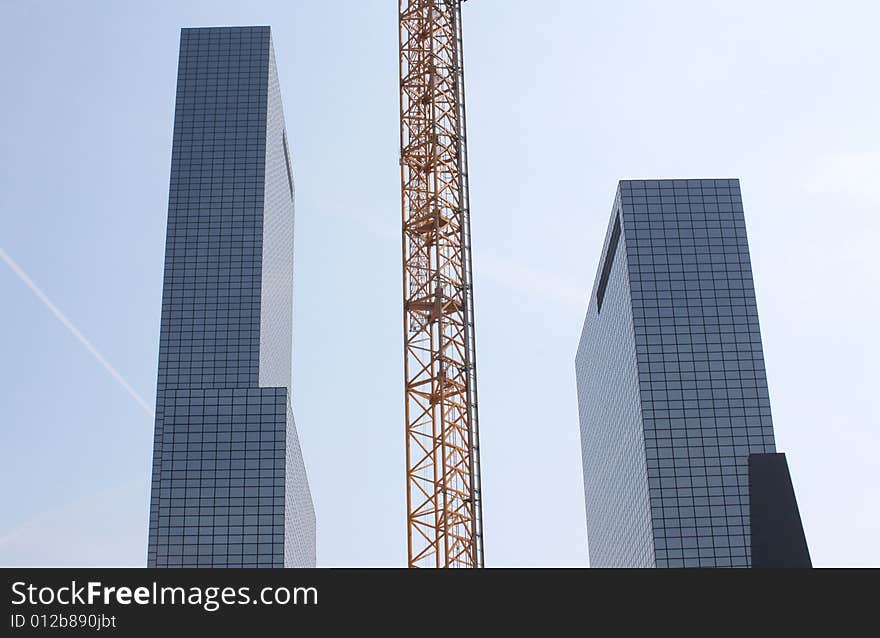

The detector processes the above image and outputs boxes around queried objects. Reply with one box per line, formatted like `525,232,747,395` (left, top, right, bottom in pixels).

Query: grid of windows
263,40,315,567
147,26,315,568
157,27,269,391
150,389,287,567
577,179,775,568
576,199,654,567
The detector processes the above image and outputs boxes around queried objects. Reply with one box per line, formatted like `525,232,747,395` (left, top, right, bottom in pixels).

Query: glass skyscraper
576,179,807,568
147,26,315,568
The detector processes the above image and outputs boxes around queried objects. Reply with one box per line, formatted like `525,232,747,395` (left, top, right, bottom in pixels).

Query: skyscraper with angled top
147,26,315,568
576,179,809,568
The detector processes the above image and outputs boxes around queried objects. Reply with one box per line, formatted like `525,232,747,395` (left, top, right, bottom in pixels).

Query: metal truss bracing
398,0,484,568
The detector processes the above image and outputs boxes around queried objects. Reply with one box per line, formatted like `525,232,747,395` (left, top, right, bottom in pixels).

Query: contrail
0,247,154,418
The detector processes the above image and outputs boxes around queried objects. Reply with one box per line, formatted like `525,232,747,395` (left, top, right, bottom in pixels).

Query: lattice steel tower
398,0,483,568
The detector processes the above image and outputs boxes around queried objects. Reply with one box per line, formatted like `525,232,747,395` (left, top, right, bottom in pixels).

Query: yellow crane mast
398,0,484,568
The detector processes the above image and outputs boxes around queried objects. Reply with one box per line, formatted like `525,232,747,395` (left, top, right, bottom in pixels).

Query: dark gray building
576,179,808,568
147,26,315,567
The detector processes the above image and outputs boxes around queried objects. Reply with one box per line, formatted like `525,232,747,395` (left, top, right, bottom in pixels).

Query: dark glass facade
147,26,315,567
576,179,776,567
748,453,811,567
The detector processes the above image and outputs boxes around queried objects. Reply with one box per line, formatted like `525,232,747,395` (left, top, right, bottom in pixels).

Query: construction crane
398,0,483,568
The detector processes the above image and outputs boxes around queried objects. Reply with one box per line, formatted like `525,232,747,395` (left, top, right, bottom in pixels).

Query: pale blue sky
1,0,878,567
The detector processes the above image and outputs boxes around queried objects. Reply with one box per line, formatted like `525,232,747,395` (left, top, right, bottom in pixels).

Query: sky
1,0,878,567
